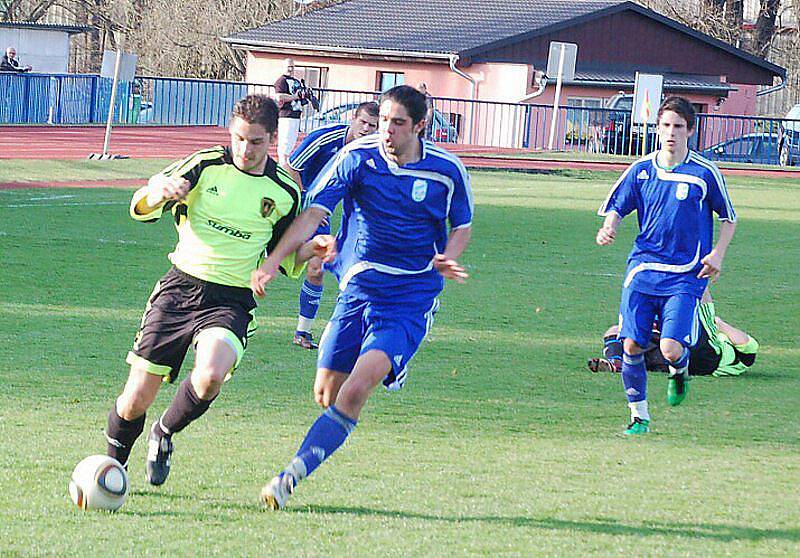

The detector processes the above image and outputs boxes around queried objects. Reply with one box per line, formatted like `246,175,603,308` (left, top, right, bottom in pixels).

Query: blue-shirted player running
597,96,737,435
251,85,473,508
286,102,379,349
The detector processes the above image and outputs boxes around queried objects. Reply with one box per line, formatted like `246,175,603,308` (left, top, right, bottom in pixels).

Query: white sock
296,316,314,333
628,400,650,421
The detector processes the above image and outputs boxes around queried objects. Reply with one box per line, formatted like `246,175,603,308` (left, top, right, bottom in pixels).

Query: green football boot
667,371,690,406
624,417,650,435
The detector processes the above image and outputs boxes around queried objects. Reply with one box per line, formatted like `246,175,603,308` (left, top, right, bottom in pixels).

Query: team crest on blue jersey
675,183,689,201
637,169,649,180
411,179,428,202
261,197,275,217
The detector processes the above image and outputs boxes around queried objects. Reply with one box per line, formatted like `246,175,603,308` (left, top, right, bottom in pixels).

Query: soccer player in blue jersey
250,85,473,508
597,96,737,435
287,101,379,349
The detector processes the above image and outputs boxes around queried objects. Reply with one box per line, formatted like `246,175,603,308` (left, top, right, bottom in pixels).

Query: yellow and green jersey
130,146,303,288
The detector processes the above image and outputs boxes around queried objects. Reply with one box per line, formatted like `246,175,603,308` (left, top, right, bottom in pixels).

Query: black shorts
126,267,257,382
688,322,721,376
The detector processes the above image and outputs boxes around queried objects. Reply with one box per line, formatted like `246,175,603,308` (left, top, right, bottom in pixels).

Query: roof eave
569,78,735,93
459,1,785,79
222,36,454,62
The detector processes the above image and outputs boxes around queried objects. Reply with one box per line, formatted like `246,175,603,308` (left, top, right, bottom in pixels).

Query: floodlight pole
102,46,123,157
547,44,566,151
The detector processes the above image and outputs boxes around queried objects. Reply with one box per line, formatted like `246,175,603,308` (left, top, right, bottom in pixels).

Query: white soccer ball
68,455,129,511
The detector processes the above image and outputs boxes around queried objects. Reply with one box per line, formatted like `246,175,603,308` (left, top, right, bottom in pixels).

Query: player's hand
146,175,190,207
698,250,723,282
596,226,616,246
309,234,337,263
433,254,468,283
250,266,276,298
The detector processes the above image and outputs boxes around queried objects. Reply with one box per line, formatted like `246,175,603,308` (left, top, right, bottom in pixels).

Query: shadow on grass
293,505,800,543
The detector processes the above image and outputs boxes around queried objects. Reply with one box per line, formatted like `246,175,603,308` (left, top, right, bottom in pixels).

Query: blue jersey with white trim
598,150,736,298
307,135,473,302
288,124,349,189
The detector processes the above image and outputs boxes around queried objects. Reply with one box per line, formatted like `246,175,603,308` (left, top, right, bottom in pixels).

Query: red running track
2,125,799,179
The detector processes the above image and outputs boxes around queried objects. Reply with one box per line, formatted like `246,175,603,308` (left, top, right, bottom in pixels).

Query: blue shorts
317,293,440,391
619,288,700,349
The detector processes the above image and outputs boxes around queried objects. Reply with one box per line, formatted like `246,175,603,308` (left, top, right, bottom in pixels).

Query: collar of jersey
653,149,691,172
378,137,426,169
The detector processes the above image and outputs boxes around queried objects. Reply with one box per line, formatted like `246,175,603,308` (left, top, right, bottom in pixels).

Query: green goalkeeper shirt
130,146,303,288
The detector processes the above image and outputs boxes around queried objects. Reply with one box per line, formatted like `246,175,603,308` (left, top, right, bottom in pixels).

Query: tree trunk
753,0,781,57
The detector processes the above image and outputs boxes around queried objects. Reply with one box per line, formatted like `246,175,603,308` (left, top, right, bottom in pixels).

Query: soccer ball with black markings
68,455,128,511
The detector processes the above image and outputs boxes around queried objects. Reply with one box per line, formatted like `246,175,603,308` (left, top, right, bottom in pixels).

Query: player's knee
623,338,644,354
314,385,335,408
116,390,150,420
307,259,323,282
661,345,684,363
190,369,224,400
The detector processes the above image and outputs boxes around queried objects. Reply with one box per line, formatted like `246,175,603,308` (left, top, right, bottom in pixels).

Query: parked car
700,133,778,165
601,93,659,155
778,103,800,166
307,102,459,143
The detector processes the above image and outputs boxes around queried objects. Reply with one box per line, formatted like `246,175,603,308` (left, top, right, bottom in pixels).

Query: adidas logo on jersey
637,169,649,180
206,186,219,195
366,159,377,169
394,355,403,366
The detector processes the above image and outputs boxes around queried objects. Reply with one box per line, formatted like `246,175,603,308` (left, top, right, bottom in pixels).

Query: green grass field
0,162,798,557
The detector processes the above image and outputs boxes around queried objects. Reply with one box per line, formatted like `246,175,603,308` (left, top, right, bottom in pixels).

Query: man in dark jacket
1,47,32,72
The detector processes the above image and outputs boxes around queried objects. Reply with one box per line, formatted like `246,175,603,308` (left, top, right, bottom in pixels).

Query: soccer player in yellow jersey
102,95,334,486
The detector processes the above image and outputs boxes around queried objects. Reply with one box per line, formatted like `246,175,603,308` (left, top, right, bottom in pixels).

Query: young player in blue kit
250,85,473,508
596,96,737,435
286,102,379,349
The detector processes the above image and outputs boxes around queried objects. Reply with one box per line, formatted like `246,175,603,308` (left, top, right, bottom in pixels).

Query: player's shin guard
289,405,357,484
622,352,647,402
158,376,216,436
297,280,324,332
106,406,145,468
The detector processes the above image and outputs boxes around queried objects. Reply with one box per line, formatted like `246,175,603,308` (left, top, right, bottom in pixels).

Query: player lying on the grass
588,288,758,377
286,101,379,350
596,96,737,435
250,85,473,509
102,94,335,486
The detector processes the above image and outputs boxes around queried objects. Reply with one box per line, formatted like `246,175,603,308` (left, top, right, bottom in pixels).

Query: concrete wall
0,28,71,73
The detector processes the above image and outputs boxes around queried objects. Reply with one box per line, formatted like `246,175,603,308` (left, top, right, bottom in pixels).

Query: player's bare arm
434,226,471,283
698,220,736,281
250,206,329,297
134,174,191,215
596,212,620,246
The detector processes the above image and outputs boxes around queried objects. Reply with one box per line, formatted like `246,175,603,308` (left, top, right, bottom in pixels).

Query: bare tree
753,0,781,56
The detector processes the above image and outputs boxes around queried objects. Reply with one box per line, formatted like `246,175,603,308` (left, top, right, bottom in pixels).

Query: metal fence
1,72,136,124
2,71,799,166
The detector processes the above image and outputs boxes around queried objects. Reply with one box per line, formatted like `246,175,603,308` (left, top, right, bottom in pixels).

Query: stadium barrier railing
2,72,798,166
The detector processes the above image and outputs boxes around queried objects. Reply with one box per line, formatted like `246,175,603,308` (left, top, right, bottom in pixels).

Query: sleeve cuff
279,252,306,280
129,187,164,222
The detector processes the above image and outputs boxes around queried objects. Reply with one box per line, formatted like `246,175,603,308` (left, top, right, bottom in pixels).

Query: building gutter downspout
756,76,786,97
449,54,476,143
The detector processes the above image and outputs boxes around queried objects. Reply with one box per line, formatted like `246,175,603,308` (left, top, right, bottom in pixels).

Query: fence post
22,75,30,123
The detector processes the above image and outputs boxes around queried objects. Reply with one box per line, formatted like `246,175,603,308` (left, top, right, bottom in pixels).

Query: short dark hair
355,101,379,118
380,85,427,125
657,96,696,131
231,94,279,134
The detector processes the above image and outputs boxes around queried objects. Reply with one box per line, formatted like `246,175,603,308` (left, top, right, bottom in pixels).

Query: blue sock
291,405,356,481
668,346,690,373
297,280,324,331
622,352,647,402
